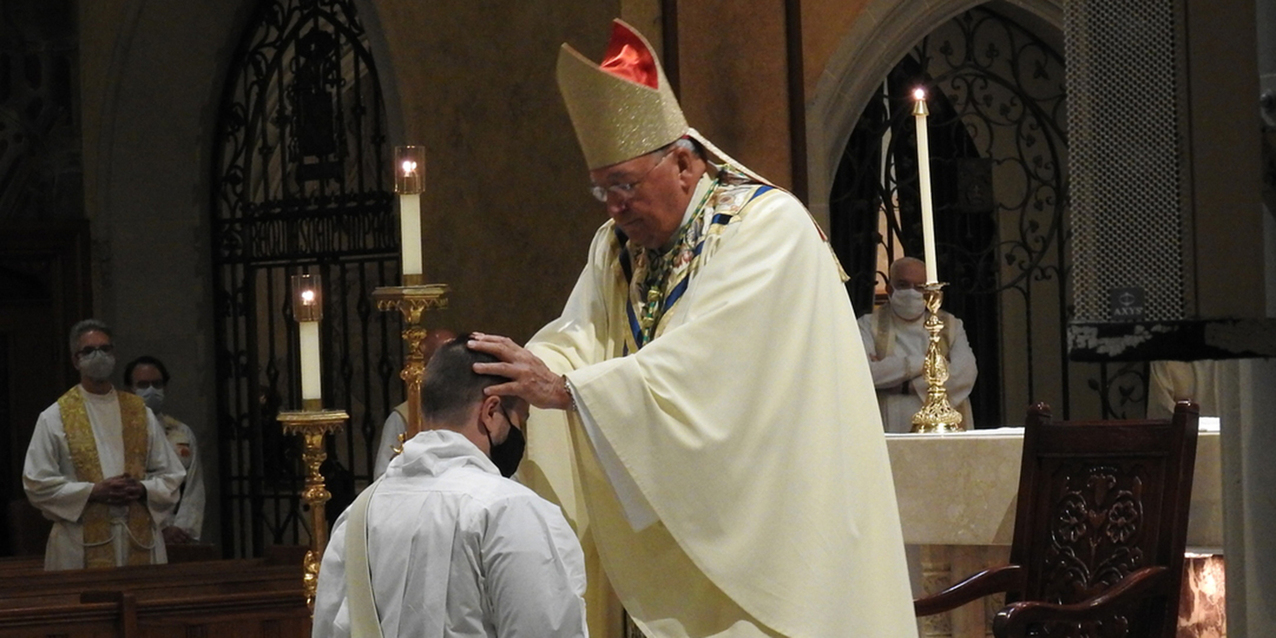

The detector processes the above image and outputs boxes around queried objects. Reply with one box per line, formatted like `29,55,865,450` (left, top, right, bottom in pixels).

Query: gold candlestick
277,403,348,610
373,279,449,444
910,283,964,433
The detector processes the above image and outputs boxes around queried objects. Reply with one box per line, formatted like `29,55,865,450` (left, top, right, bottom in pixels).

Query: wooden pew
0,549,310,637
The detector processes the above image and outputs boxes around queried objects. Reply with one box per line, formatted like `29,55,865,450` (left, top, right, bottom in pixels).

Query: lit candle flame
913,88,926,101
301,289,316,305
401,160,417,174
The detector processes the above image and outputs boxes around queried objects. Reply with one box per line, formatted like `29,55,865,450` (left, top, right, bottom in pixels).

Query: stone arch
804,0,1061,230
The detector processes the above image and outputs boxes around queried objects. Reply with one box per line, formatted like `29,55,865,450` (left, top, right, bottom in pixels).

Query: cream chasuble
524,175,917,638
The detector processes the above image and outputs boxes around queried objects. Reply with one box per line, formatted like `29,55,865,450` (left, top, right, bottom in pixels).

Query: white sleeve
568,379,658,531
858,314,917,388
22,407,93,523
172,424,206,539
142,411,186,524
374,412,406,478
484,496,588,638
941,318,978,405
313,512,352,638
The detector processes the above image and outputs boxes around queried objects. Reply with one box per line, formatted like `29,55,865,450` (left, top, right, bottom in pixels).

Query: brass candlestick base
373,281,449,442
277,405,348,610
910,283,965,433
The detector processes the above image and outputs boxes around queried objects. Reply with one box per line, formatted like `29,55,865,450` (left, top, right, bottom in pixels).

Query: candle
299,320,321,400
292,274,324,403
913,88,938,284
399,191,423,276
394,147,426,278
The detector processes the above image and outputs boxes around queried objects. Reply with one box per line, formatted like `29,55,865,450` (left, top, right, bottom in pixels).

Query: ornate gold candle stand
373,276,449,443
277,400,348,610
910,282,965,433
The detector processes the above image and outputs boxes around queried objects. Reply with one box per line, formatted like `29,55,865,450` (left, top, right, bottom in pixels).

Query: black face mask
488,409,526,478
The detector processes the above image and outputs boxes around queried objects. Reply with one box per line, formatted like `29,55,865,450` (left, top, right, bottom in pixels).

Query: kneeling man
313,334,587,638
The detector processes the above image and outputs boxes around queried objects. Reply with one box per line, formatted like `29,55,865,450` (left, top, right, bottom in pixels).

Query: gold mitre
557,20,688,170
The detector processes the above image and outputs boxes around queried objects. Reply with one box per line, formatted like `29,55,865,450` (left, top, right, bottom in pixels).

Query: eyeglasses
76,344,114,358
589,150,673,203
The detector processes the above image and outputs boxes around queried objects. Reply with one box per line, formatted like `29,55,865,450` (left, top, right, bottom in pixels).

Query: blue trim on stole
624,184,771,350
664,277,691,311
626,303,642,352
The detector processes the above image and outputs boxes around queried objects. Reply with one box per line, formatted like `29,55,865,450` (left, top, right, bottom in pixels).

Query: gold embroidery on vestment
58,387,156,568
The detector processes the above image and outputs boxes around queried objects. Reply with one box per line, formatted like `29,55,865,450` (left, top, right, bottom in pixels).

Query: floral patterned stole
57,387,155,568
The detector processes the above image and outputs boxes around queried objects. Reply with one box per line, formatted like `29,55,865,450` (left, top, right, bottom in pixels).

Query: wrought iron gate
211,0,400,557
830,6,1147,423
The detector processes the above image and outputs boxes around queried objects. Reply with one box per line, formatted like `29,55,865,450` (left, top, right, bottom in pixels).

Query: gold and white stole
58,387,154,568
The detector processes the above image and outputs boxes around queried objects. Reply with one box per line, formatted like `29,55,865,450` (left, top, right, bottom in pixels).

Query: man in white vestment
23,319,186,570
466,20,917,638
373,328,457,477
124,356,206,543
313,335,587,638
857,257,978,432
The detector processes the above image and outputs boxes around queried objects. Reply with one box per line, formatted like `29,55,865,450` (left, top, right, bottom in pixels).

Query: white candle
299,320,321,400
914,88,939,284
399,191,423,276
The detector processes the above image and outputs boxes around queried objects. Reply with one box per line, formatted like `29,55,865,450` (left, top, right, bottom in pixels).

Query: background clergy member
23,319,185,570
466,19,917,638
124,355,205,544
858,256,977,432
313,335,586,638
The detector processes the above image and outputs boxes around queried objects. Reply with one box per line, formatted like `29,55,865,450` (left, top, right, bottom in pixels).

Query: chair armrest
992,566,1168,637
914,564,1025,617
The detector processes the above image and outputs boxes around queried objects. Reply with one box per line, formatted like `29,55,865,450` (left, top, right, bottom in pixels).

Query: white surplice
522,174,918,638
313,429,587,638
22,386,186,570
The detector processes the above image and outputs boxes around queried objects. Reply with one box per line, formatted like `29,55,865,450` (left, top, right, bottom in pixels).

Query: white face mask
136,386,165,413
890,288,926,320
78,350,116,381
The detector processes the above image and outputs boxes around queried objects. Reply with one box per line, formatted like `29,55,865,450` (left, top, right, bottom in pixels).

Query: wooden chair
914,401,1200,638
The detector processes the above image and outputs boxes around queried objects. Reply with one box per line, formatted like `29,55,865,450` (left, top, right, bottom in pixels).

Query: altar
886,426,1225,637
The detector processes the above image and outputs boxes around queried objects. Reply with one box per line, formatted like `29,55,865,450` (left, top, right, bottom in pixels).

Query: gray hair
69,319,112,353
648,137,701,161
889,257,926,282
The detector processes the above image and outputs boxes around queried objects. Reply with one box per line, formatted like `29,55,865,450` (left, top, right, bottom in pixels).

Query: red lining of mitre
598,21,658,89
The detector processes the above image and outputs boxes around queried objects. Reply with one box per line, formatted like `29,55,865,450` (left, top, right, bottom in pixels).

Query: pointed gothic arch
210,0,399,557
813,1,1147,422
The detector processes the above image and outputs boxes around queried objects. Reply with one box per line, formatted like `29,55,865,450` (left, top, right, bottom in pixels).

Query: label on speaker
1109,287,1146,321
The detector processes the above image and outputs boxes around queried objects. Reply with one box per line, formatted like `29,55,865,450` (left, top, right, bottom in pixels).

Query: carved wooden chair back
1007,401,1200,637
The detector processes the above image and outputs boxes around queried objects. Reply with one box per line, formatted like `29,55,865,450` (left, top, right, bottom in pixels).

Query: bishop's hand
467,333,573,411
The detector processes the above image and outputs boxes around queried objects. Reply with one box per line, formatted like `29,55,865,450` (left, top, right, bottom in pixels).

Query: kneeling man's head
422,334,527,476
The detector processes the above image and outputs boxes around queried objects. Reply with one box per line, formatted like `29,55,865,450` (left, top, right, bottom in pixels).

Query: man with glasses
466,19,916,638
23,319,185,570
313,334,586,638
858,256,977,432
